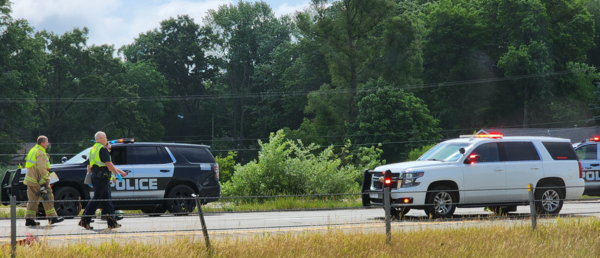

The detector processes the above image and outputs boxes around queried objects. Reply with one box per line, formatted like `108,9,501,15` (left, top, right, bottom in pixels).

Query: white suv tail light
579,160,583,178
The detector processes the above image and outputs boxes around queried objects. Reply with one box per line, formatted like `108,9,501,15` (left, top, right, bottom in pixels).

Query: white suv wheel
541,189,560,212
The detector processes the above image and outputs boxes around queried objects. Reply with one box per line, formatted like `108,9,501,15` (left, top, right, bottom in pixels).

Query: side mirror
464,154,481,164
459,148,465,154
61,157,67,164
82,155,87,160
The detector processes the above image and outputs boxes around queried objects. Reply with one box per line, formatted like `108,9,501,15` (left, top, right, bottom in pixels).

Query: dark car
1,139,221,217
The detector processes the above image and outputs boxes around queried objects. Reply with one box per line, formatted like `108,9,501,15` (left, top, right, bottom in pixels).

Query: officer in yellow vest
24,135,64,226
78,131,127,230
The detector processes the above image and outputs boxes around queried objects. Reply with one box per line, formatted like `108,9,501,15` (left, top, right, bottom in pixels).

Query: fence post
10,195,16,258
384,187,391,243
528,183,537,230
193,194,212,251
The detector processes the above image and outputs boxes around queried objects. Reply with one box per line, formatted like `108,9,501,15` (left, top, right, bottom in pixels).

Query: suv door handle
494,167,504,172
530,166,541,170
123,170,131,174
160,170,171,173
591,164,600,167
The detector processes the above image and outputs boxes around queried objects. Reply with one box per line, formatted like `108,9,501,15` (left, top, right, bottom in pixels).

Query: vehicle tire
165,185,196,215
141,207,166,217
534,184,563,215
52,186,82,219
487,206,516,216
389,207,411,219
424,185,457,219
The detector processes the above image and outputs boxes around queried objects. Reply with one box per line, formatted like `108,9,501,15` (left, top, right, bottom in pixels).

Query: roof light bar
459,133,503,139
110,138,135,144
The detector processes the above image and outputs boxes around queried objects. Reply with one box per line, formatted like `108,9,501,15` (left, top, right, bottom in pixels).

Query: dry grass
2,217,600,257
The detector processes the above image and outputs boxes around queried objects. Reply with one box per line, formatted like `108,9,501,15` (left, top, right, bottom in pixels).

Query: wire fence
1,185,599,241
1,183,599,258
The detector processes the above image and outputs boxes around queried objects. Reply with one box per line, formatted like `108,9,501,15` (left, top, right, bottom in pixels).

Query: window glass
542,142,579,160
132,146,171,164
575,144,597,160
501,142,541,161
110,147,128,165
470,143,499,162
418,142,473,162
64,147,92,164
174,147,215,163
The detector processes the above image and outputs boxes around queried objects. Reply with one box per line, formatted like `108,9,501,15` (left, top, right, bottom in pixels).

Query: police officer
24,136,64,226
78,131,127,230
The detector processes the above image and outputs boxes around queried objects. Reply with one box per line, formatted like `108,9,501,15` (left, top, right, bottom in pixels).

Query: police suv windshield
64,147,92,164
418,142,472,162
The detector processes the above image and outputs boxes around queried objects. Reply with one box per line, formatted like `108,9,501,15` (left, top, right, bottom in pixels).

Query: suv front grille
371,174,400,189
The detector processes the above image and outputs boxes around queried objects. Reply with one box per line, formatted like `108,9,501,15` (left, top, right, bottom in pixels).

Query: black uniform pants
81,172,116,227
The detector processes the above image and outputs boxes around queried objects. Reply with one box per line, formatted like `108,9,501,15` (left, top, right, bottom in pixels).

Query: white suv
361,134,585,218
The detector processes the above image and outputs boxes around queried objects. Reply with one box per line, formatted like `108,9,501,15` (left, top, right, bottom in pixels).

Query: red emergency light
591,136,600,142
474,133,503,139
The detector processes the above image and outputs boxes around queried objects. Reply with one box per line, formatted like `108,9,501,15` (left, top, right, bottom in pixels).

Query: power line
0,68,592,103
1,117,595,146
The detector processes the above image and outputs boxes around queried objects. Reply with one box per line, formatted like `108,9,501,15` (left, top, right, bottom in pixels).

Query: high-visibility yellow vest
89,143,108,167
24,144,50,169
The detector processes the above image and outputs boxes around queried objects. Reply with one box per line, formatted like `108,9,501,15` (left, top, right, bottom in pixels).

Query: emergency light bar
590,136,600,142
110,138,135,144
459,133,503,139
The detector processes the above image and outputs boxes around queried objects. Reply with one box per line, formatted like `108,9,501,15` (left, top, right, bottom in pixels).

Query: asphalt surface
0,201,599,245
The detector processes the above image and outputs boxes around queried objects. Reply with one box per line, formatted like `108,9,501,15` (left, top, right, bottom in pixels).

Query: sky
10,0,310,51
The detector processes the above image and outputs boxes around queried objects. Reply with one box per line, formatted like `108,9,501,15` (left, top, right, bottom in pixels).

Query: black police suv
1,140,221,217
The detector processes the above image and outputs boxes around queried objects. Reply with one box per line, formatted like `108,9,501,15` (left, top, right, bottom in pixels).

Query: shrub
222,130,384,198
215,151,236,183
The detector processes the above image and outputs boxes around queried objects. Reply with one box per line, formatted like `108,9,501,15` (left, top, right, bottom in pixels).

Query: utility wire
0,68,592,103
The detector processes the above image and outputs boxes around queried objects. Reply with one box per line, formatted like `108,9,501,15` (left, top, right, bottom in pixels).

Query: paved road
0,201,599,245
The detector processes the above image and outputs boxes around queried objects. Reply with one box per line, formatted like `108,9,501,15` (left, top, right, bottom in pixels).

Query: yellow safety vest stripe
24,176,38,185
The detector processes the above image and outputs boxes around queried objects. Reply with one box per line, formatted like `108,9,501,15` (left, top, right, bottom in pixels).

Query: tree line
2,0,600,165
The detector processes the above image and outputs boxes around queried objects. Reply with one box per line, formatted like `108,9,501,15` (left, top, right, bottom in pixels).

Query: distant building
10,143,36,166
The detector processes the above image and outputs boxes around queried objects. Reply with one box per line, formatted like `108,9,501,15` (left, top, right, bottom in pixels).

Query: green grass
118,197,362,215
3,217,600,257
0,197,361,218
202,196,362,213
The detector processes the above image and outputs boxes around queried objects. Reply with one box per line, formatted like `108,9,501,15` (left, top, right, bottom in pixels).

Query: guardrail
0,184,596,257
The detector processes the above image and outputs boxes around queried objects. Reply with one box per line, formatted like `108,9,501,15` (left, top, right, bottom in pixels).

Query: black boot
78,220,93,230
48,217,64,225
25,219,39,227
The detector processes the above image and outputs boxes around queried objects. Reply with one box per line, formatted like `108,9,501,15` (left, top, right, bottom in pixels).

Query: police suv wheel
424,185,457,219
165,185,196,215
534,184,563,215
53,186,82,219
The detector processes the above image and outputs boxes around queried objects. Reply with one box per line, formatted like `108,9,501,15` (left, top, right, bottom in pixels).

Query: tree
250,38,331,137
32,28,126,155
0,2,45,163
423,0,596,130
298,0,396,123
204,1,293,148
120,15,216,142
108,61,169,141
351,78,441,161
